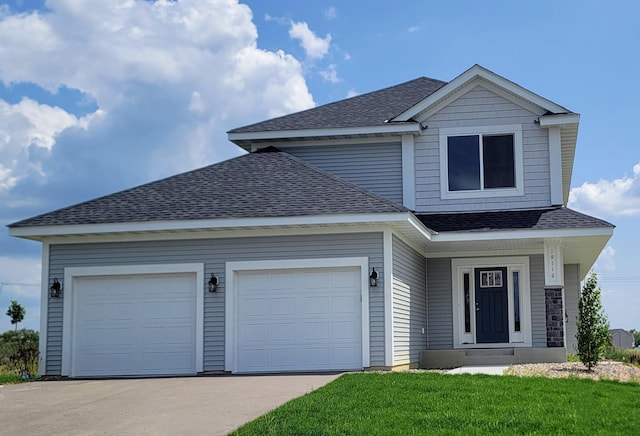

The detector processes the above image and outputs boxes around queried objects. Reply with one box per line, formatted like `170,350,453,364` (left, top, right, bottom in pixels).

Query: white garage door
236,267,362,373
72,273,197,377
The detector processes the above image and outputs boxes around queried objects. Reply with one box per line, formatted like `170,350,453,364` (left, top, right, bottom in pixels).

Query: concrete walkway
446,365,510,375
0,374,340,436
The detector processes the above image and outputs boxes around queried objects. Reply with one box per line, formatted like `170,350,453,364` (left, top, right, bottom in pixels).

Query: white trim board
224,257,371,373
61,263,205,377
38,242,50,376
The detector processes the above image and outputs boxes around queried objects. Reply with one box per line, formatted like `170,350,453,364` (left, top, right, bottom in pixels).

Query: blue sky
1,0,638,333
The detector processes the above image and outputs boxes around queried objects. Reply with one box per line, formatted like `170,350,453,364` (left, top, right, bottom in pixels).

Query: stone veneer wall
545,288,564,347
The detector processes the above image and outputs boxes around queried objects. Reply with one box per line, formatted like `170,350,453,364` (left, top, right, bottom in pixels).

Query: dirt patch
505,360,640,383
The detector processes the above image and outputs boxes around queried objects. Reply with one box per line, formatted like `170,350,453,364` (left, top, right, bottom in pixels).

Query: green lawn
233,372,640,435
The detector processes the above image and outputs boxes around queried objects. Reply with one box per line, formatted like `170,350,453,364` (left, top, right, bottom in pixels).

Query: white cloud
319,64,341,83
408,25,419,33
346,89,359,98
569,161,640,217
593,245,616,272
324,7,337,20
288,21,331,59
0,97,99,191
0,0,315,189
0,256,41,300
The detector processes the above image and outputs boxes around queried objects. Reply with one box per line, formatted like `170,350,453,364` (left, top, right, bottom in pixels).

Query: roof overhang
8,212,433,242
11,211,611,281
421,227,613,280
228,123,421,149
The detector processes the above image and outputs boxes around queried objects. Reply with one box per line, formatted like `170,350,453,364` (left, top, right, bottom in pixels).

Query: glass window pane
513,271,521,332
448,135,480,191
464,273,471,333
483,134,515,188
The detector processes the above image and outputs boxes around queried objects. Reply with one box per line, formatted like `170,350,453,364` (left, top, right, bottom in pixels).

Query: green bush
604,347,640,366
0,330,39,379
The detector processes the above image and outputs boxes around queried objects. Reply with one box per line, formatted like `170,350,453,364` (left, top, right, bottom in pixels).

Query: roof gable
9,148,407,229
392,64,572,122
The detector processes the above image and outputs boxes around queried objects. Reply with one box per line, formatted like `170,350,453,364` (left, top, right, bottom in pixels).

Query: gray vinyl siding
426,255,548,350
530,254,547,347
425,258,453,349
391,236,427,365
281,143,403,205
415,85,552,212
45,233,384,375
564,264,580,353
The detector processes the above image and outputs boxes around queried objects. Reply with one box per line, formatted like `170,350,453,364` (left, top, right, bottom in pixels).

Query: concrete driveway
0,374,340,435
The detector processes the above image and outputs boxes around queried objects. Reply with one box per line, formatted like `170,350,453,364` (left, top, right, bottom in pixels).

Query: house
8,65,614,377
610,329,634,349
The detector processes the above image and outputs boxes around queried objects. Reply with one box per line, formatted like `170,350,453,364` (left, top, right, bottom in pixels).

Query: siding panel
530,254,547,347
47,233,384,374
564,264,580,353
415,85,552,212
282,143,403,204
426,258,453,349
392,236,427,365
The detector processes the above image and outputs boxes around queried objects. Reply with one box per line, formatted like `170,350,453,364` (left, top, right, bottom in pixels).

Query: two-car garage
61,259,369,377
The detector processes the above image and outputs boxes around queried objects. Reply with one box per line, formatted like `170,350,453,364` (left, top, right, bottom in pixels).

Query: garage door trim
61,263,204,376
225,257,370,373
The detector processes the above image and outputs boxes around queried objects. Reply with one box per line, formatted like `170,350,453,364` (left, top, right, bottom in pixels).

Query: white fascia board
9,213,417,238
228,123,421,143
432,226,613,243
393,65,569,122
538,113,580,127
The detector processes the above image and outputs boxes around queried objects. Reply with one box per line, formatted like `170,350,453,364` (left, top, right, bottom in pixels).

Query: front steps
419,347,566,369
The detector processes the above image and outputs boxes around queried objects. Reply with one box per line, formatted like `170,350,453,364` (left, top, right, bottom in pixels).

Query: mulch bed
505,360,640,383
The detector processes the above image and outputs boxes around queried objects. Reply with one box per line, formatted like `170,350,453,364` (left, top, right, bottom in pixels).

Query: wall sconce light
50,278,62,298
369,268,378,287
208,273,218,292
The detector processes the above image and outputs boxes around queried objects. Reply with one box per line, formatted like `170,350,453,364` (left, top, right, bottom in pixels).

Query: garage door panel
271,323,297,341
332,320,360,340
332,295,359,313
305,322,330,340
239,323,270,341
270,272,296,290
236,267,362,373
305,296,330,314
72,272,196,376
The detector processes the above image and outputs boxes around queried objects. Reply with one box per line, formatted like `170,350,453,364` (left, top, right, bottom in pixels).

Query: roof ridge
273,150,408,213
228,76,447,134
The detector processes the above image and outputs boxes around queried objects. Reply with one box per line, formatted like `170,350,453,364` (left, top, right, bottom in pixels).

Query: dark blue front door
475,267,509,343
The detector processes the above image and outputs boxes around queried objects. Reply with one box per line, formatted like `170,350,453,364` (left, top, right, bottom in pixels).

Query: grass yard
233,372,640,435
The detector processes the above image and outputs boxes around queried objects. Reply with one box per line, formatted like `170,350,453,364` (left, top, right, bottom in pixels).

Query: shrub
576,273,610,370
0,330,39,378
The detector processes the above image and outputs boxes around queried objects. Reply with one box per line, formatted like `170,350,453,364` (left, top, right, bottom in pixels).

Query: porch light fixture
50,278,62,298
369,268,378,287
208,273,218,292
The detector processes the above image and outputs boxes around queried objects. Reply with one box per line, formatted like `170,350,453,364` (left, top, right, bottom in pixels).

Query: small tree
576,273,610,370
630,329,640,347
6,300,26,331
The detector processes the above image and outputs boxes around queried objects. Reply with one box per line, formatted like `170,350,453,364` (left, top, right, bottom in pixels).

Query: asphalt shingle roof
416,208,614,233
9,148,407,228
228,77,447,133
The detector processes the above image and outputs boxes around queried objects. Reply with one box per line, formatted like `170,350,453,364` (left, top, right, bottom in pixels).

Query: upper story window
440,125,524,199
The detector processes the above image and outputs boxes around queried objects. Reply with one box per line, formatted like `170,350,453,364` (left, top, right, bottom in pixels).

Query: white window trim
439,124,524,200
61,263,205,377
451,257,531,348
224,257,371,373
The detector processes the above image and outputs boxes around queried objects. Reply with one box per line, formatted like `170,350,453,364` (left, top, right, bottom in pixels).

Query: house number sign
544,239,564,287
